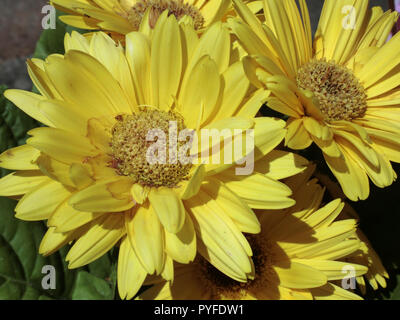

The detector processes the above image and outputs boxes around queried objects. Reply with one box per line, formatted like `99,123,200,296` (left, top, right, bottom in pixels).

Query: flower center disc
128,0,205,30
296,59,367,122
111,108,192,188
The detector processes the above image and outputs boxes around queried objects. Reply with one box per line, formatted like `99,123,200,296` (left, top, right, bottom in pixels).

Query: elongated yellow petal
213,62,250,121
69,178,134,212
324,146,370,201
0,145,39,170
44,54,124,119
256,150,309,180
48,199,103,233
27,127,99,164
117,236,147,300
218,170,295,210
311,283,363,300
293,259,367,281
164,211,196,264
4,90,53,126
201,178,260,234
125,32,152,105
187,21,230,75
126,205,165,275
148,188,185,234
36,154,75,187
285,118,313,150
69,163,94,190
180,165,206,200
179,55,220,128
67,214,125,268
15,180,70,221
274,262,327,289
39,100,89,136
151,15,182,110
0,171,49,197
39,227,79,256
253,117,286,160
186,189,253,278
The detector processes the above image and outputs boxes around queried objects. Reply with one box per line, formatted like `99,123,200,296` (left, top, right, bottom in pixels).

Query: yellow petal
48,199,103,233
253,117,286,160
151,15,182,110
117,236,147,300
186,189,253,279
0,171,49,197
164,211,196,264
15,180,71,221
69,178,134,212
274,262,327,289
38,99,89,135
187,21,230,74
126,205,165,275
213,61,250,121
148,188,185,234
293,259,367,281
218,170,295,210
311,283,363,300
125,32,152,105
27,127,98,164
201,178,260,234
130,183,148,204
39,227,79,256
285,118,313,150
67,214,125,268
69,163,94,190
179,55,220,128
256,150,309,180
180,165,206,200
323,146,370,201
36,154,75,187
0,145,40,170
4,90,53,126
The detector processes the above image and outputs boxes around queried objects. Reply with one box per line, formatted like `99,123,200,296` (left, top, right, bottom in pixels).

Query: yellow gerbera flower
0,15,304,299
230,0,400,201
50,0,261,40
137,165,368,300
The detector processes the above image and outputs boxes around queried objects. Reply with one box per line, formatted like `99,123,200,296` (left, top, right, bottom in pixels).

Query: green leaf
0,197,68,300
0,86,78,300
33,10,85,61
88,254,112,280
33,11,67,60
71,271,113,300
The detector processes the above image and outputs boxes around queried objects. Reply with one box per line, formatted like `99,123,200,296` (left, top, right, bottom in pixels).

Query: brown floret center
127,0,205,30
296,59,367,121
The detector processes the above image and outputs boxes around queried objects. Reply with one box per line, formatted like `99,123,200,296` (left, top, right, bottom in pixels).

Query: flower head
137,166,368,300
0,15,304,299
50,0,261,39
230,0,400,201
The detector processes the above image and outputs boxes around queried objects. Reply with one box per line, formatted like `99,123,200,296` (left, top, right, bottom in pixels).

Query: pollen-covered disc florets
111,108,192,188
198,235,275,299
127,0,205,30
296,59,367,122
